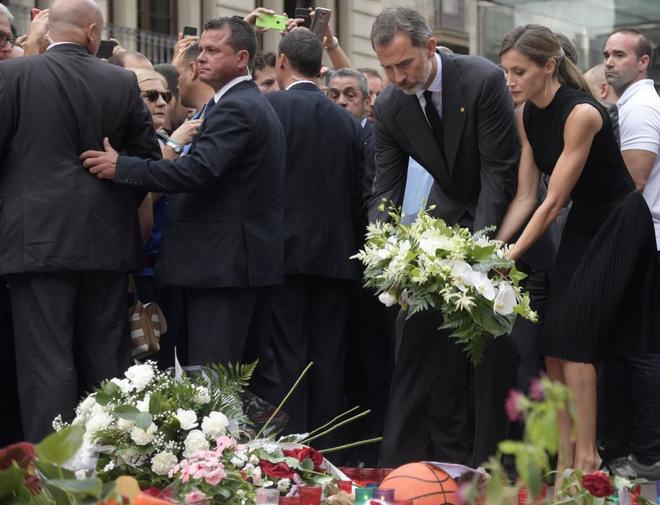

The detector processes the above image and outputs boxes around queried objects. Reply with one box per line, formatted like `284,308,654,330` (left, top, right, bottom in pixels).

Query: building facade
3,0,659,87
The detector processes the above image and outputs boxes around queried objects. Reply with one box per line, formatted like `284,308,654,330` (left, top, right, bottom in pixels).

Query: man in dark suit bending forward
369,7,520,467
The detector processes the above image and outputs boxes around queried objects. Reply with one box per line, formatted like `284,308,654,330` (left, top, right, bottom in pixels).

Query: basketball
379,463,460,505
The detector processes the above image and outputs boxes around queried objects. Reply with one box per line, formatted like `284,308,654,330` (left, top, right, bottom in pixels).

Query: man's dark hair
181,43,201,64
251,51,277,73
107,50,152,68
203,16,257,62
611,27,654,61
370,7,432,49
278,29,323,78
154,63,179,98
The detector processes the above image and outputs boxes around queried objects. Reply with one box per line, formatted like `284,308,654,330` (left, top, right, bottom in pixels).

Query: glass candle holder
279,496,301,505
355,487,374,505
337,480,353,493
299,486,322,505
374,488,395,504
256,488,280,505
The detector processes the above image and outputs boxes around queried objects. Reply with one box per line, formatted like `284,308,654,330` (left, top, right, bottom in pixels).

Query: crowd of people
0,0,659,485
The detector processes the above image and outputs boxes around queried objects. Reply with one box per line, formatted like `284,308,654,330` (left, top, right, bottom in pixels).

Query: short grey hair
0,4,15,24
370,7,432,49
330,67,369,98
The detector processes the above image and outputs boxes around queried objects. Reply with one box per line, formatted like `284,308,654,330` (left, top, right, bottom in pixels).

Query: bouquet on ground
352,206,538,365
54,361,348,503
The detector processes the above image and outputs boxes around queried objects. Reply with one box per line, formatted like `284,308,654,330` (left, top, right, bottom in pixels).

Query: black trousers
378,309,519,468
186,286,282,408
599,251,660,465
0,280,22,445
8,271,130,442
270,275,353,447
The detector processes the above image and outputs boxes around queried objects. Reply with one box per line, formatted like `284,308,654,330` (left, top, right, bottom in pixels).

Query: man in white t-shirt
602,27,660,480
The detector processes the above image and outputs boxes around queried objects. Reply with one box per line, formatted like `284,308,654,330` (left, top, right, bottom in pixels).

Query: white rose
77,395,98,416
201,411,229,439
124,364,155,392
86,411,114,437
248,454,260,466
378,292,397,307
184,430,210,457
195,386,211,404
151,451,178,476
130,423,157,446
494,282,516,315
110,378,134,395
117,418,135,432
174,409,198,431
277,478,291,492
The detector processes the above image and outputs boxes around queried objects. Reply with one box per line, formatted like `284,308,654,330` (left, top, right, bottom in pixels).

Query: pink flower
505,389,525,421
185,490,208,504
215,435,237,453
528,377,545,401
205,467,226,485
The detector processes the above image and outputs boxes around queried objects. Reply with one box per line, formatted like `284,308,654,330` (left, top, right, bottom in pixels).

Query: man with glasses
0,4,16,61
0,0,161,441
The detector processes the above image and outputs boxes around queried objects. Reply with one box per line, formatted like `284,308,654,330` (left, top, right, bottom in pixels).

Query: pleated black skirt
541,190,658,363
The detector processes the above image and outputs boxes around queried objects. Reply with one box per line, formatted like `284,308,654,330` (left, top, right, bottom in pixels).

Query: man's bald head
49,0,103,54
584,63,617,105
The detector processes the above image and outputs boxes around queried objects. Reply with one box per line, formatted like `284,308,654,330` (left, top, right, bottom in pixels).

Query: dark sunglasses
0,31,15,49
141,90,173,103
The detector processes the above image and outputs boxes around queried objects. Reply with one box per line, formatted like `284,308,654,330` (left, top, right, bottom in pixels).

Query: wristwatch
166,139,183,154
325,36,339,51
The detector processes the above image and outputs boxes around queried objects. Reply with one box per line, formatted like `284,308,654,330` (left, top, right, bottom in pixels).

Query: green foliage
204,361,257,425
36,426,84,466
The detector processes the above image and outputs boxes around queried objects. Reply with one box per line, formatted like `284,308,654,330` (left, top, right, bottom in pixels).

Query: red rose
582,471,615,497
25,475,42,495
0,442,36,470
283,447,324,471
260,461,294,480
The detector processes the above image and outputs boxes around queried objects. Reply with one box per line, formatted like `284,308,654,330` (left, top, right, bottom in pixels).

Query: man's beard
399,56,434,95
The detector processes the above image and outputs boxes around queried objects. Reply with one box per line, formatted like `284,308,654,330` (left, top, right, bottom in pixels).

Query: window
138,0,177,35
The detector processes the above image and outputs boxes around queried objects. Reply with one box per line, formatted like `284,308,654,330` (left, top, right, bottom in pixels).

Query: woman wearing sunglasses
131,70,201,369
132,69,202,160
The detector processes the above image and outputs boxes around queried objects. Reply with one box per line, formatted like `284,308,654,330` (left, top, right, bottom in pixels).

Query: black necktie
608,103,620,148
423,90,445,156
201,97,216,120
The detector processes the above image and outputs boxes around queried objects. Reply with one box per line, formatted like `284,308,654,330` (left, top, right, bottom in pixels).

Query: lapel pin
460,107,465,113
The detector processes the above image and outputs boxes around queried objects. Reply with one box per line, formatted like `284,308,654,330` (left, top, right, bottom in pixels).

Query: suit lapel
440,53,467,174
396,93,450,185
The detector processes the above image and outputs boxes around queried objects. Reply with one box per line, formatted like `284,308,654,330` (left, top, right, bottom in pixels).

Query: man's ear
426,37,437,58
277,53,287,71
190,61,199,80
639,54,651,73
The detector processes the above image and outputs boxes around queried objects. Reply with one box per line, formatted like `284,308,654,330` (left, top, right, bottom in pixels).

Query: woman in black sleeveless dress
496,25,657,481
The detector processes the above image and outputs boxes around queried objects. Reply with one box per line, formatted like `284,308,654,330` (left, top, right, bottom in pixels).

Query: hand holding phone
310,8,332,39
96,39,118,59
255,13,288,32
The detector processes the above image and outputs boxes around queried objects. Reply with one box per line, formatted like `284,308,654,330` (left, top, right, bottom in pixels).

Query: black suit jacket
116,79,286,288
369,52,518,232
0,44,161,274
266,82,364,280
362,119,376,206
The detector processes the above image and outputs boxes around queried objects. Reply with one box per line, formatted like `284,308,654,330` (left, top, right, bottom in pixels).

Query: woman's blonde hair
500,24,590,94
132,69,167,88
